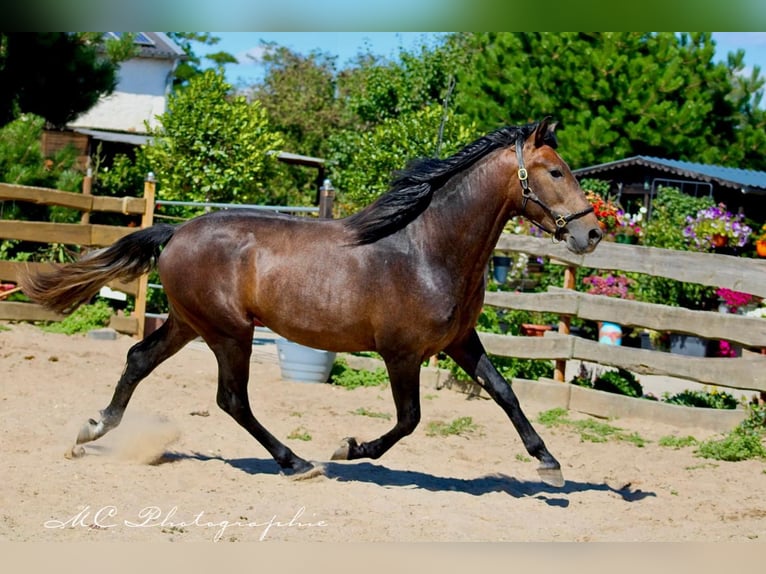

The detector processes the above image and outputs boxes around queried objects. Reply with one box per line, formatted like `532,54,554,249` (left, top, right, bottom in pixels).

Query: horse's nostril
589,227,603,243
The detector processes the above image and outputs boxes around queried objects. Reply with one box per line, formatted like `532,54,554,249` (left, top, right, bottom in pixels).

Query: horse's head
511,118,602,254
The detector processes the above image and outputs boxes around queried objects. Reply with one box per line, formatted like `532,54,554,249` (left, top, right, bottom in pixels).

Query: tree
140,69,283,205
328,105,479,215
166,32,237,89
453,32,766,170
0,33,136,128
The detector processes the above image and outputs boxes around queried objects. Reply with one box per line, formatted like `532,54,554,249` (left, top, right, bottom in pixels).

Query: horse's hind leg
331,355,421,461
445,329,565,487
68,314,197,457
209,335,316,476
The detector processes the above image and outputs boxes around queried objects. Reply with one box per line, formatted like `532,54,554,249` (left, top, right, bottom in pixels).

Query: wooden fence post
319,178,335,219
554,265,576,382
133,172,156,339
80,164,93,224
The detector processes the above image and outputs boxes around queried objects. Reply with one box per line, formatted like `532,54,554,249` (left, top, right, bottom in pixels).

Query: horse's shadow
162,452,656,507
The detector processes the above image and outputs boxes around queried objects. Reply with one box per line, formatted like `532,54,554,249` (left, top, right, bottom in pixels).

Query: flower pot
710,233,728,248
276,339,336,383
492,255,512,283
598,321,622,346
756,240,766,258
520,323,552,337
615,233,636,244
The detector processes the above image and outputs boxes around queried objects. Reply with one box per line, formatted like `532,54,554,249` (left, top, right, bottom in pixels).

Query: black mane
344,121,555,245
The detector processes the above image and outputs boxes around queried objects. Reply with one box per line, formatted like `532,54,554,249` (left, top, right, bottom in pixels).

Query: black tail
20,223,177,314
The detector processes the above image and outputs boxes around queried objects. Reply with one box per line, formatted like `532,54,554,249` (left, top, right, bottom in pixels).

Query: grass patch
694,404,766,462
536,407,649,446
659,435,699,449
350,407,391,420
328,359,389,390
41,300,113,335
287,427,312,441
426,416,480,437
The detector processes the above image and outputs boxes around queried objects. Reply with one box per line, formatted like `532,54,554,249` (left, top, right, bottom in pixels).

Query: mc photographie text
44,504,328,541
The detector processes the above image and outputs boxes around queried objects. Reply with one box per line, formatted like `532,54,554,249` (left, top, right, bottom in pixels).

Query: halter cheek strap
515,135,594,238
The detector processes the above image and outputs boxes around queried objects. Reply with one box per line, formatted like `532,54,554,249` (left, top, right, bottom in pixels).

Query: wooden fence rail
0,179,155,337
485,234,766,397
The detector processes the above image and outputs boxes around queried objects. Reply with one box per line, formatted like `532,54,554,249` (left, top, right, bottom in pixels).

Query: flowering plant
582,273,636,299
615,206,647,239
755,223,766,243
715,287,760,314
586,191,621,234
683,203,752,250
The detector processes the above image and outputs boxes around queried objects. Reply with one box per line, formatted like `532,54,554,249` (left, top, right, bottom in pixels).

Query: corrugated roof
573,155,766,194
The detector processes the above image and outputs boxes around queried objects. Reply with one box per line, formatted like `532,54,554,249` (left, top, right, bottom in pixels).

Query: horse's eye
550,169,563,178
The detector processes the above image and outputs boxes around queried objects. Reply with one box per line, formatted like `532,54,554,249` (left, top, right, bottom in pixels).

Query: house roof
105,32,187,60
573,155,766,195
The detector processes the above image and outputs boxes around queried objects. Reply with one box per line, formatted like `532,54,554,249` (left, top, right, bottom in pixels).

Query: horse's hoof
76,418,100,445
537,465,565,488
65,445,86,459
331,437,357,460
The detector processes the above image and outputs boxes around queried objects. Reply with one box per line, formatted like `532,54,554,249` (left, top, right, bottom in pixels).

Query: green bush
41,300,113,334
593,368,643,398
328,358,389,390
663,389,739,410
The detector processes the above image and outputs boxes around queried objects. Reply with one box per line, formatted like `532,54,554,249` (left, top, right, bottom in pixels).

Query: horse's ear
534,116,557,148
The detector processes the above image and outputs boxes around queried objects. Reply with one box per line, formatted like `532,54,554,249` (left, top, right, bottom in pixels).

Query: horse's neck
419,159,517,270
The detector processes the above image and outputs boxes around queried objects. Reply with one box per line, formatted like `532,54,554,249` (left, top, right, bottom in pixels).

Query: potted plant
754,224,766,257
585,190,621,240
582,272,636,345
683,203,752,251
614,206,646,244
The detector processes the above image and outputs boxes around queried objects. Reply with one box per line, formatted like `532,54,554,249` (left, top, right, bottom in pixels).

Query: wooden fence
483,235,766,397
0,178,156,337
1,179,336,339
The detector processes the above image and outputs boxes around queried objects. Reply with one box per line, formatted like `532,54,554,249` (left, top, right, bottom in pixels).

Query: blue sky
198,32,766,88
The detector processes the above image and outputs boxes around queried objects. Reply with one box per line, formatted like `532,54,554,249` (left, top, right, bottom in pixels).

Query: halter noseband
515,135,594,239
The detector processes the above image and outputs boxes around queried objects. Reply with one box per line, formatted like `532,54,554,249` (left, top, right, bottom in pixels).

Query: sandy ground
1,321,765,543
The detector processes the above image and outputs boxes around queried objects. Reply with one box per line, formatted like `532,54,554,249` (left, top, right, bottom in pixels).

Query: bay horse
21,118,601,487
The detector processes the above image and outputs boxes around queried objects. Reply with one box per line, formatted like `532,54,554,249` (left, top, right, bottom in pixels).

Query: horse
20,118,602,487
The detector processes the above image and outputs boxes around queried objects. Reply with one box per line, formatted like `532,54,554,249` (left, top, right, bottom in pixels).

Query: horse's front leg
331,355,421,461
446,329,564,487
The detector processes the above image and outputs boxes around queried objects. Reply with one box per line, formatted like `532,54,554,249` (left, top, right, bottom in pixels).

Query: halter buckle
517,167,528,181
555,215,567,228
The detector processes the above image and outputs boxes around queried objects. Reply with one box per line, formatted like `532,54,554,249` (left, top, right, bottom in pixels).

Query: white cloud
236,45,271,66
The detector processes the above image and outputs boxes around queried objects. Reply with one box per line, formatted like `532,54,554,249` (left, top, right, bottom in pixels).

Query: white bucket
276,339,336,383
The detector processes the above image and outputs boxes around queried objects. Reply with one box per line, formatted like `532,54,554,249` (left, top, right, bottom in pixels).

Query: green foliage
0,33,135,127
426,416,479,437
454,32,766,171
694,403,765,461
536,408,648,446
0,114,82,190
658,435,700,449
166,33,236,89
328,359,389,390
41,300,113,335
695,427,766,461
635,187,717,309
593,368,643,398
328,105,479,215
663,389,739,410
141,70,283,206
350,407,391,420
286,427,312,441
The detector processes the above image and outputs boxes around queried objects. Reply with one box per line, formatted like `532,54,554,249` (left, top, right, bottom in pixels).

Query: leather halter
515,135,594,239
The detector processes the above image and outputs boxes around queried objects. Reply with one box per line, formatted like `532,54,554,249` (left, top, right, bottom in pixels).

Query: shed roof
573,156,766,195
